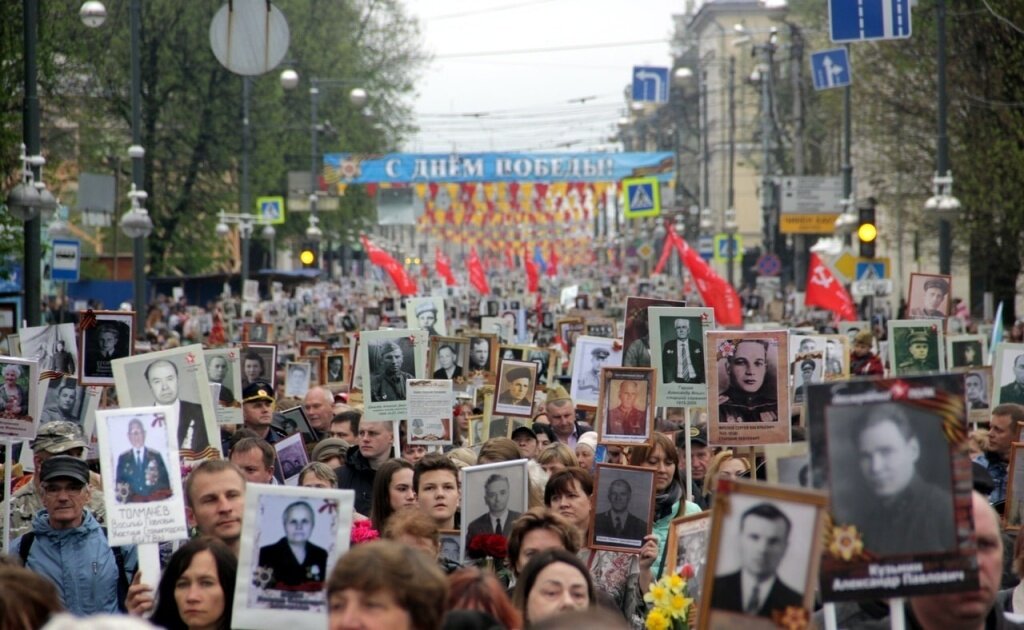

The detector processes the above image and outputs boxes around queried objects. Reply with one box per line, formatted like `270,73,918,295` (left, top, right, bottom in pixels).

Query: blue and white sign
698,235,714,261
830,0,911,43
631,66,670,103
811,48,852,90
51,239,81,283
855,261,886,280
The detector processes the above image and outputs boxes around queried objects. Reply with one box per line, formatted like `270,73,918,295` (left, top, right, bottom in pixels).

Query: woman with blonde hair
701,449,751,501
536,443,577,476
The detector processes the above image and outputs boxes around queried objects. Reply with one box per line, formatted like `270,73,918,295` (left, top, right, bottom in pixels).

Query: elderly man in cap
544,385,592,449
2,421,106,549
13,455,137,615
897,330,935,374
576,346,609,395
414,300,441,336
662,318,705,384
370,340,414,402
498,366,533,408
910,277,950,318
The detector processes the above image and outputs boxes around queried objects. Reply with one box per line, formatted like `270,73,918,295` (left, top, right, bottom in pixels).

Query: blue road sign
855,261,886,280
830,0,911,43
51,239,80,283
698,235,714,261
811,48,852,91
755,253,782,276
631,66,670,103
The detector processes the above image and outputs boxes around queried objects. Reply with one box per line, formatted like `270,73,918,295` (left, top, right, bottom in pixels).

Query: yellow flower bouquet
643,565,694,630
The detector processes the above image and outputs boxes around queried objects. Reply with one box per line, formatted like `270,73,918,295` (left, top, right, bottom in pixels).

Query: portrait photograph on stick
95,405,188,546
992,342,1024,407
959,367,992,426
78,311,132,386
241,343,278,391
38,376,87,426
492,359,536,417
0,357,40,439
596,367,655,446
357,329,428,421
407,296,447,337
569,335,622,408
465,332,499,384
648,306,714,408
204,348,242,425
19,322,78,379
907,272,952,318
460,459,528,562
621,296,687,368
284,361,312,398
947,334,987,369
429,336,469,381
111,344,220,463
589,463,655,553
706,330,789,446
805,374,979,601
233,485,354,628
666,511,711,602
242,322,275,344
321,352,346,387
700,479,825,629
887,320,945,376
763,442,811,489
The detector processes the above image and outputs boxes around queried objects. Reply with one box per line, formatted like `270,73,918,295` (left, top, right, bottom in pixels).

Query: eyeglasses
42,482,86,496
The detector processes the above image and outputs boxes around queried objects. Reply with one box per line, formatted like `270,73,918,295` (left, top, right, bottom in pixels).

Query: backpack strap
17,531,35,567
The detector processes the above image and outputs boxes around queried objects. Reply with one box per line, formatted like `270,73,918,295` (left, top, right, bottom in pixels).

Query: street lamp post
929,0,959,275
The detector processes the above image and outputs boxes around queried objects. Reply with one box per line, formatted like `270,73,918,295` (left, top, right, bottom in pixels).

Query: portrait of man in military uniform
907,274,951,319
892,328,941,375
999,353,1024,405
494,361,537,417
369,339,415,403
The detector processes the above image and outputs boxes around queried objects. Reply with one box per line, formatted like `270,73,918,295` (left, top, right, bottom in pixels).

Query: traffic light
300,242,319,268
857,200,877,258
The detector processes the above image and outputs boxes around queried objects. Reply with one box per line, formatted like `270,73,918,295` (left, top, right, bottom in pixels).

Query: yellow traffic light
300,249,316,265
857,223,877,243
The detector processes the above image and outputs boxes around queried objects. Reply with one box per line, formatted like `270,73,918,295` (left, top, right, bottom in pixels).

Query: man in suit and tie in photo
114,418,171,503
662,318,705,384
593,478,648,545
711,502,802,618
145,359,210,454
465,474,521,540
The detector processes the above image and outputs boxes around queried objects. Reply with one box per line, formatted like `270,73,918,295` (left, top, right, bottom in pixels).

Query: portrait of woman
718,339,779,423
0,364,29,418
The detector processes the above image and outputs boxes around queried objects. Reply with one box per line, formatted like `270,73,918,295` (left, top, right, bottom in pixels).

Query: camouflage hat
30,421,88,454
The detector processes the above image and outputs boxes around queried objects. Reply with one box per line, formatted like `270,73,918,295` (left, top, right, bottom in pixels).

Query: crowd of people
0,275,1019,630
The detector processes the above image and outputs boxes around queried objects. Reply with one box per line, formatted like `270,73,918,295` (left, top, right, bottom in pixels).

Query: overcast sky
402,0,686,154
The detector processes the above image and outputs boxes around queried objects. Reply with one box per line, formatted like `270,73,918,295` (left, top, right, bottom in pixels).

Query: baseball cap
242,381,275,403
39,455,90,485
30,421,87,455
311,438,350,463
511,426,537,441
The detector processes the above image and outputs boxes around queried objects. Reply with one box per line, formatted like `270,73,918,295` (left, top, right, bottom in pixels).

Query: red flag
652,228,675,275
361,236,417,296
435,248,456,286
547,247,559,277
467,248,491,295
806,252,857,320
524,257,539,293
669,227,743,326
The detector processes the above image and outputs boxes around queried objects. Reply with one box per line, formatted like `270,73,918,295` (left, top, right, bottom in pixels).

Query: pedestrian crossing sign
623,177,661,218
256,196,286,225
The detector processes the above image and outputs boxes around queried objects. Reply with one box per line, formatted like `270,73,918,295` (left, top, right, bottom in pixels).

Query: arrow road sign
632,66,669,103
830,0,911,43
811,48,852,91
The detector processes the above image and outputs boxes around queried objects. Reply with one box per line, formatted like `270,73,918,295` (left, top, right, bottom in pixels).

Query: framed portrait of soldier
589,464,655,553
493,360,537,418
460,459,529,562
700,478,826,629
429,336,469,382
78,312,133,386
465,333,498,384
790,355,823,406
666,512,711,600
205,348,242,426
947,334,987,369
95,405,188,546
887,320,945,376
907,272,952,319
763,443,811,488
19,322,79,382
649,306,715,408
112,344,221,462
357,329,428,422
242,322,275,344
596,367,655,446
284,361,312,398
822,335,849,380
805,374,978,601
994,343,1024,407
958,367,992,426
570,336,623,409
233,485,355,628
407,297,447,337
621,297,687,369
706,330,790,447
241,343,277,391
38,376,88,427
321,352,346,387
0,357,40,439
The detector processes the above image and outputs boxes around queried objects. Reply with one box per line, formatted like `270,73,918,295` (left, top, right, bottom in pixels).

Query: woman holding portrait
717,339,778,423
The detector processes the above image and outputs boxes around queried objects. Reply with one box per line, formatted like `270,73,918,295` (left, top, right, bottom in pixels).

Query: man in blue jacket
13,455,137,615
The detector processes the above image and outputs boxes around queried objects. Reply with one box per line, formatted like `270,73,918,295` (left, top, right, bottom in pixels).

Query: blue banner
323,152,675,184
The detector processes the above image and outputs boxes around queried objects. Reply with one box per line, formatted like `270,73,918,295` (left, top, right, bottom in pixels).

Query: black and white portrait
431,338,468,381
791,356,823,405
460,460,528,560
244,323,273,343
205,349,242,423
255,498,329,592
39,377,85,425
440,530,461,564
658,316,705,385
907,273,951,319
407,297,447,337
494,360,537,418
322,353,346,385
709,495,818,620
666,513,711,600
368,339,415,403
591,465,655,552
526,348,553,389
569,336,622,408
888,322,944,376
275,433,309,485
994,344,1024,406
112,345,219,460
241,343,277,391
21,323,79,379
622,297,687,369
79,314,132,386
285,362,312,398
965,369,990,411
826,402,955,555
467,335,496,377
948,335,986,369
